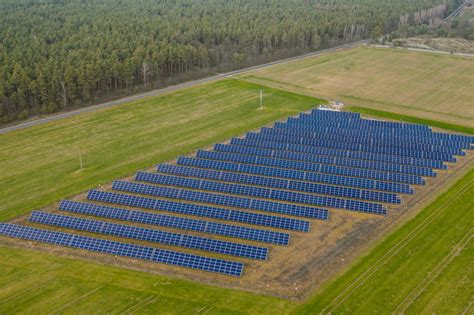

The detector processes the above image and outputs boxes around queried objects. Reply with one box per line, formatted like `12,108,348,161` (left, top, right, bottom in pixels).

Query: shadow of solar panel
29,211,268,260
134,173,387,215
64,199,291,244
177,157,413,194
112,180,327,219
155,165,400,204
0,223,244,276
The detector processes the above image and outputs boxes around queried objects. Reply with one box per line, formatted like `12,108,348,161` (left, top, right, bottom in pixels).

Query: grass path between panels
0,78,323,222
294,166,474,314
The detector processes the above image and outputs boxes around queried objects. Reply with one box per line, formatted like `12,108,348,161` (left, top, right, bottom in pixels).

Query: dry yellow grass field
240,45,474,127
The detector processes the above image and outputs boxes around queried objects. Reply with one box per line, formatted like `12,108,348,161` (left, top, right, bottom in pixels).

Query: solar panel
154,165,400,204
61,200,291,245
29,211,268,260
229,137,444,170
214,143,436,177
82,188,308,230
260,126,466,154
275,121,474,147
177,157,413,194
111,180,328,219
245,133,457,162
133,173,387,215
197,150,425,185
0,223,244,276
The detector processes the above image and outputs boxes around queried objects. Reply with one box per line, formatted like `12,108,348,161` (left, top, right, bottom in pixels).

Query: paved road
0,40,369,135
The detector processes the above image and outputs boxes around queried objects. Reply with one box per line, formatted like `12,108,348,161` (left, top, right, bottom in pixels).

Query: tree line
0,0,461,124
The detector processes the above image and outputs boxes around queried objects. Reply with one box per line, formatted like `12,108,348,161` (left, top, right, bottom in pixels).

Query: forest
0,0,463,124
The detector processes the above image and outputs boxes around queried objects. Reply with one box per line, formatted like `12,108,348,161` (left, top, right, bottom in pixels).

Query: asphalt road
0,40,368,135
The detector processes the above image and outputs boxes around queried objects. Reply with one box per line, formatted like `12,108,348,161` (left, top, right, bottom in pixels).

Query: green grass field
1,162,472,314
1,46,473,314
0,79,323,222
240,46,474,127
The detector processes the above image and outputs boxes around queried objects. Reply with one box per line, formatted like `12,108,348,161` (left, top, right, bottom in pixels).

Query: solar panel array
29,211,268,260
0,223,243,276
59,200,290,244
3,109,471,277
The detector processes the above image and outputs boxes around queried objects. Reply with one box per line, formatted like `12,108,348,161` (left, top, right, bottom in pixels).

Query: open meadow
1,45,473,314
239,45,474,127
0,79,322,222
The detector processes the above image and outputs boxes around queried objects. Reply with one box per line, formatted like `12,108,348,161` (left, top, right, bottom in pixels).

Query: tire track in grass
394,228,473,314
319,178,472,314
49,286,105,314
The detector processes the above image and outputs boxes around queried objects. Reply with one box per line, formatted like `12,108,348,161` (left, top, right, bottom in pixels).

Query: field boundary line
393,227,473,314
320,179,472,314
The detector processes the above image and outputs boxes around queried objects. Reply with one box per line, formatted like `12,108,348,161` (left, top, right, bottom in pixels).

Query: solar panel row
214,143,436,177
245,132,458,161
155,165,400,204
85,190,308,233
197,150,425,185
60,200,291,245
229,137,444,169
135,173,387,214
260,127,464,155
0,223,244,276
283,119,474,143
300,112,429,130
177,157,413,194
286,117,431,135
274,121,471,150
112,180,328,219
30,211,268,260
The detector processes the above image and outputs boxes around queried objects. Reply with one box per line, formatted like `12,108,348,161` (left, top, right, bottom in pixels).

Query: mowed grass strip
239,45,474,127
0,244,290,314
0,79,323,221
295,166,474,314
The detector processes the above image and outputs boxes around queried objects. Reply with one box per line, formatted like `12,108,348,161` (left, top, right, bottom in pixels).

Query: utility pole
78,148,83,170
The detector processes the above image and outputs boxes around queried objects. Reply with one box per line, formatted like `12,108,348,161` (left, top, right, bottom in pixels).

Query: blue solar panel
286,117,432,135
155,165,400,204
214,143,436,177
259,127,464,155
0,223,244,276
229,137,444,170
274,121,474,147
61,200,291,244
30,211,268,260
177,157,413,194
245,132,457,162
135,173,387,215
197,150,425,185
85,190,309,232
111,180,327,219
